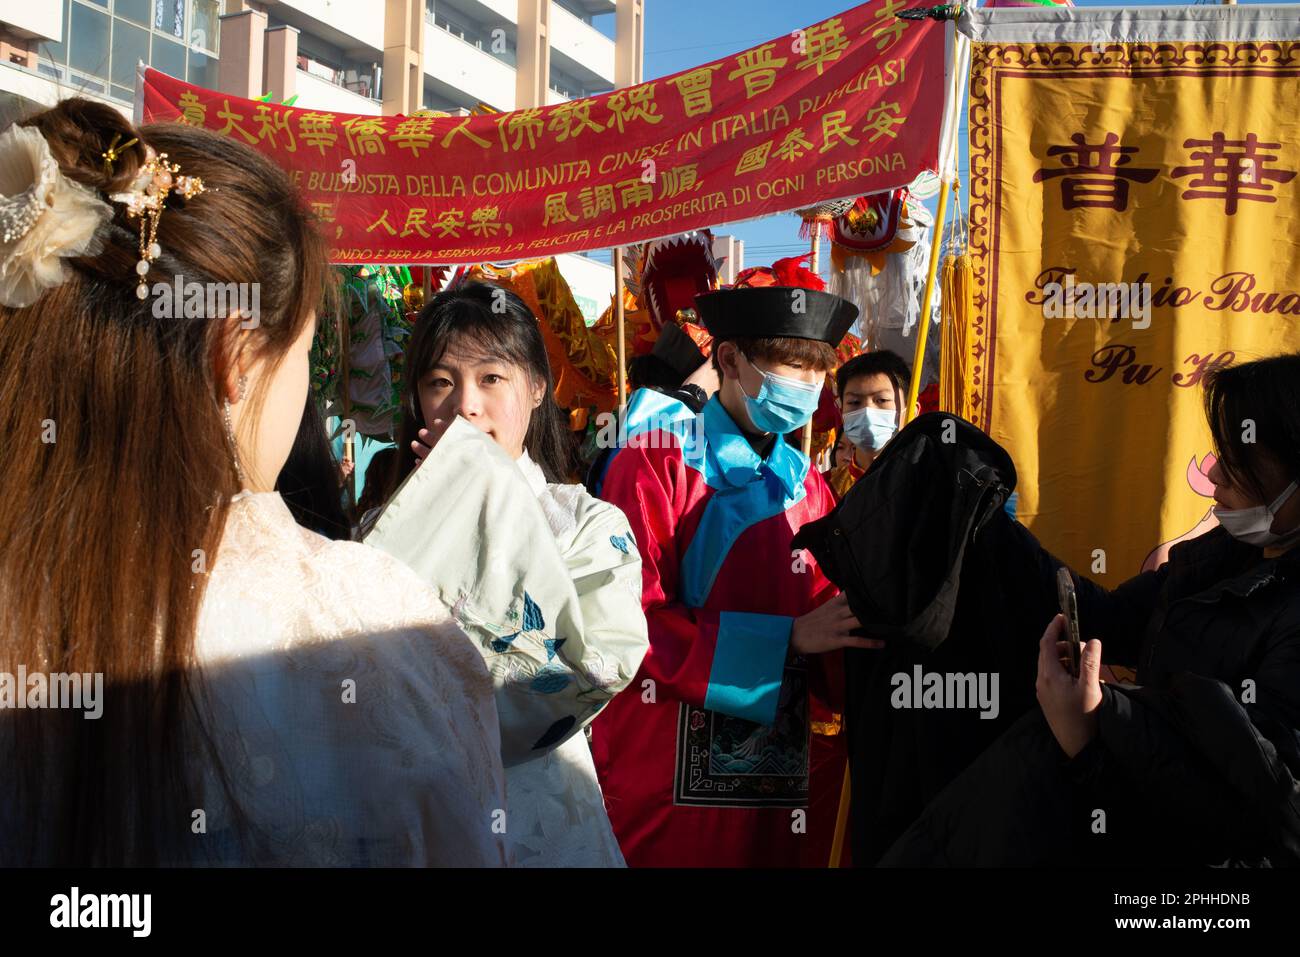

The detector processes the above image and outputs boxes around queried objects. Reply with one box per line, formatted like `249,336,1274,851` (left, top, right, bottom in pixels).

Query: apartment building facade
0,0,660,316
0,1,641,116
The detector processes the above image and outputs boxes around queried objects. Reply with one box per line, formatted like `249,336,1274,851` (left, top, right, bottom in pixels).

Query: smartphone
1056,567,1083,678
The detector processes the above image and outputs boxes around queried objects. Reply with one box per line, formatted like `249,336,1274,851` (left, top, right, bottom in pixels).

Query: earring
224,375,248,488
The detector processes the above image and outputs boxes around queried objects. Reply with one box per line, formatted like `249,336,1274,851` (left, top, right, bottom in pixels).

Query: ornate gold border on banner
965,40,1300,433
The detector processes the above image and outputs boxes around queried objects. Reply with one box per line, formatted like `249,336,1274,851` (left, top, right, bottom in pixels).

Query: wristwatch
674,383,708,413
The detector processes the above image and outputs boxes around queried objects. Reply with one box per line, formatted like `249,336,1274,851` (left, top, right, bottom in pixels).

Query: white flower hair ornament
0,124,113,309
109,144,205,300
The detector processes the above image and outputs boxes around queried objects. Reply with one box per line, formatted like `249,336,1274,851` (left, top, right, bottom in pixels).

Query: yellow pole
802,227,822,457
904,180,952,425
828,753,852,867
615,247,627,416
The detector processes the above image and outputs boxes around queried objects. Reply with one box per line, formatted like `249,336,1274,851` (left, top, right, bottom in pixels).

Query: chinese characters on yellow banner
964,40,1300,578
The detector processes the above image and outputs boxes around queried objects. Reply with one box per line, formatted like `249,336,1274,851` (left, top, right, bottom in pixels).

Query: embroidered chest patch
672,664,810,808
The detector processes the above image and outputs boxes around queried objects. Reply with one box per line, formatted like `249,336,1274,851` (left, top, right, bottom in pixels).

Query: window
40,1,222,105
111,20,150,89
154,0,184,39
73,75,107,94
69,3,111,78
434,13,465,42
187,49,218,88
40,0,68,64
191,0,220,54
549,65,589,100
117,0,151,25
555,0,593,24
151,35,185,81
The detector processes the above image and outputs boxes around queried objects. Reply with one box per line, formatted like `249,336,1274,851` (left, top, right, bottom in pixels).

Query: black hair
356,447,398,517
628,354,683,391
393,281,575,487
709,335,839,376
836,349,912,401
1203,354,1300,504
276,394,352,541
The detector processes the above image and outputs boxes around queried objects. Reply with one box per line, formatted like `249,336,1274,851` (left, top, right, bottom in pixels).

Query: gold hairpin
108,146,206,300
100,133,139,177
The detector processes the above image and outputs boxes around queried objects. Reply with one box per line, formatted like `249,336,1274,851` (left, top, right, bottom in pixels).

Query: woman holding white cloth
367,282,648,867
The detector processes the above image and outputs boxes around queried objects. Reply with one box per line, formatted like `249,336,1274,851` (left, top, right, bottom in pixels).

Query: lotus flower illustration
1141,452,1220,572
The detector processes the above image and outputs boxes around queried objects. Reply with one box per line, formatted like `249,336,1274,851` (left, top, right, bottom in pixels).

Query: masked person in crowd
368,283,649,867
590,278,882,867
883,354,1300,866
0,100,506,865
823,432,856,489
826,350,911,500
831,432,856,470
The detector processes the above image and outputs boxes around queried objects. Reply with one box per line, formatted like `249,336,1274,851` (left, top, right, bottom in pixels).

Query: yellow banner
965,41,1300,578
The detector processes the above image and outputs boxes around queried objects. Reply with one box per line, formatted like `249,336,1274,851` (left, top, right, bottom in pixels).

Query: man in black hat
589,280,880,867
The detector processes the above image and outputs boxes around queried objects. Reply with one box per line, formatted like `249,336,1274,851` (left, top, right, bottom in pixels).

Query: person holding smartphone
880,354,1300,867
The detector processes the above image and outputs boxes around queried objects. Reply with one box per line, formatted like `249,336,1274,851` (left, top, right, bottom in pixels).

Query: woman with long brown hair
0,99,506,866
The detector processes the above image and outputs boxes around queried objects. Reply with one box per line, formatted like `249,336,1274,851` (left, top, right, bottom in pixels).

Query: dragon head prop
626,230,721,335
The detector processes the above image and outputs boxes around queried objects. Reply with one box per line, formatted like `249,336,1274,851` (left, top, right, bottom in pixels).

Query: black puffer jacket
883,516,1300,866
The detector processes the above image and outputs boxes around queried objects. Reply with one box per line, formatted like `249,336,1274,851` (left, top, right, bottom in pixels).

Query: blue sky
597,0,1276,278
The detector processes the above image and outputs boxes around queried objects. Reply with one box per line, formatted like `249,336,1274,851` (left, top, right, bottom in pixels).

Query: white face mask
1213,480,1300,548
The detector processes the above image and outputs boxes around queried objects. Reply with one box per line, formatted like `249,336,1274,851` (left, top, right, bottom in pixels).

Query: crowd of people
1,99,1298,867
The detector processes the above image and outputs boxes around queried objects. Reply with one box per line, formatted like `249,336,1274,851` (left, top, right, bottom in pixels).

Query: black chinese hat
694,286,859,347
650,322,706,380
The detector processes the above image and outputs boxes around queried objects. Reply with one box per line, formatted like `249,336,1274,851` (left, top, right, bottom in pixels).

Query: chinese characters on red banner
141,1,944,264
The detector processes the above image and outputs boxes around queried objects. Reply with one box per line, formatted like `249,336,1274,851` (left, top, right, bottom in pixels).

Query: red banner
140,1,943,265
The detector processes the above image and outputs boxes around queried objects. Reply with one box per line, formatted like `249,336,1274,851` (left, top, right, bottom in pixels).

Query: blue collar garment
602,387,810,499
608,388,814,609
702,396,808,498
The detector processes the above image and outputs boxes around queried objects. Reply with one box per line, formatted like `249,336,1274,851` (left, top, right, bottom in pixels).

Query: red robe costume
591,387,848,867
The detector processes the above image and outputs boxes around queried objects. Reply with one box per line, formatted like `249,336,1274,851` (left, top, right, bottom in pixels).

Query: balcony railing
428,11,518,69
296,55,381,101
550,0,615,86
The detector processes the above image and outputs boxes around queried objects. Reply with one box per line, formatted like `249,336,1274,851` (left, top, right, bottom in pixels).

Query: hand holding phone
1056,567,1083,678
